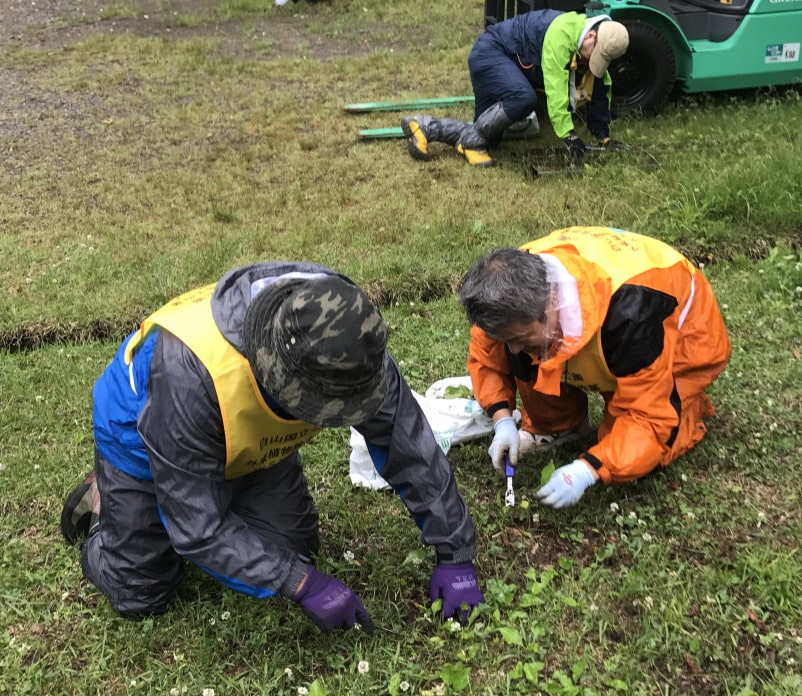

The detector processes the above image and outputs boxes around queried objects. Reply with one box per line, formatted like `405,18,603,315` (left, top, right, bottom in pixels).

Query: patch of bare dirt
0,0,421,58
0,0,87,42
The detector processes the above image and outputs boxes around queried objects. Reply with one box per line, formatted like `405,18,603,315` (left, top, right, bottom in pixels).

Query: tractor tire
609,19,677,116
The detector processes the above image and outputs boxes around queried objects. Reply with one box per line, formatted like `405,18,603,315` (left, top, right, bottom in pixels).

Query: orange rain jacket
467,227,732,484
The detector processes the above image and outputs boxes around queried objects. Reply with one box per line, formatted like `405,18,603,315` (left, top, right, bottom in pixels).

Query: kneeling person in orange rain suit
458,227,732,508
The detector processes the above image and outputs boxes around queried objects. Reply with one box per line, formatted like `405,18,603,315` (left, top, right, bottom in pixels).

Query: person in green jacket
400,10,628,168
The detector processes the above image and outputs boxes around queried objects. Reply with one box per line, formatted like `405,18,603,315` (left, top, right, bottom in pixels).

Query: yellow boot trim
401,117,432,161
457,144,495,168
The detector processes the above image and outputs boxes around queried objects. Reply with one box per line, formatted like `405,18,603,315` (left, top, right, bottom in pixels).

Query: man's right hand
488,416,519,474
563,133,586,163
293,565,374,634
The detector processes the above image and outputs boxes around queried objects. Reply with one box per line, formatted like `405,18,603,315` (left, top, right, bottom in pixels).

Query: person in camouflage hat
60,263,484,632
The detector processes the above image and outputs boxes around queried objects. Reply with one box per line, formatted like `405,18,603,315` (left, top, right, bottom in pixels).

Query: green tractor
484,0,802,113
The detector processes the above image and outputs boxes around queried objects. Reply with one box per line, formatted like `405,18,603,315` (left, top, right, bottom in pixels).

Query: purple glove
429,561,485,622
293,565,374,634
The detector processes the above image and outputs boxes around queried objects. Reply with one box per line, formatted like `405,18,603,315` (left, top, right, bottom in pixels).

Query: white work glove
535,460,596,508
488,416,519,475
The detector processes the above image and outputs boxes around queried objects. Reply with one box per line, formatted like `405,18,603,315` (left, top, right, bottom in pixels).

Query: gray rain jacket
134,262,477,598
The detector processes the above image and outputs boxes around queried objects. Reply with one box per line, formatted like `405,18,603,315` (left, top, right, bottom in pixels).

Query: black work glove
598,137,630,151
562,134,586,163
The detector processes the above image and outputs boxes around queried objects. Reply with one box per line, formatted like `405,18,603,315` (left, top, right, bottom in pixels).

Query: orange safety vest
520,226,696,396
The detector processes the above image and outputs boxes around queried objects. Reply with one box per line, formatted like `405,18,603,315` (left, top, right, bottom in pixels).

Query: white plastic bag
423,376,494,447
349,376,498,490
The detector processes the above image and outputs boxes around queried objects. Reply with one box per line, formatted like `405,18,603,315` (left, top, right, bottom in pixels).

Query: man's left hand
430,561,485,623
563,134,586,162
535,460,596,508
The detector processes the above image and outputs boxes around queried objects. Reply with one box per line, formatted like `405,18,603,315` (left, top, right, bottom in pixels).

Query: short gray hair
458,247,550,336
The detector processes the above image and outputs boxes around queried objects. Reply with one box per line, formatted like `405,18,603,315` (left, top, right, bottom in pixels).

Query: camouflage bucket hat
242,274,389,427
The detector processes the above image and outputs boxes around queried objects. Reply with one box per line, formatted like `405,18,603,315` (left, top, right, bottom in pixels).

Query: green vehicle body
484,0,802,113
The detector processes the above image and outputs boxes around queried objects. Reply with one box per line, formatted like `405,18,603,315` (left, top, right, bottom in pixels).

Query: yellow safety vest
124,284,321,479
521,227,694,393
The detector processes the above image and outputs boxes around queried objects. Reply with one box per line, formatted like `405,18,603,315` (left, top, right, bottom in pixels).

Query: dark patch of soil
0,0,421,58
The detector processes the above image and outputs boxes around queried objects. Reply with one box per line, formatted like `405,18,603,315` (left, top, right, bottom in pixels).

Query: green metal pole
343,96,474,113
358,127,406,139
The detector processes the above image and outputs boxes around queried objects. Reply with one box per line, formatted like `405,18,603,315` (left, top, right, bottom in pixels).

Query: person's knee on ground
80,531,184,618
77,450,185,618
497,96,540,142
519,416,595,455
504,111,540,140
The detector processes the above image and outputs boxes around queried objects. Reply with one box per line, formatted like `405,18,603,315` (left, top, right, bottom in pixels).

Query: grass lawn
1,1,801,694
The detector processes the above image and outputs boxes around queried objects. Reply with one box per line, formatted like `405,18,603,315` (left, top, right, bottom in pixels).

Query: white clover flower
130,680,137,687
775,633,784,641
209,617,216,625
357,660,370,674
434,684,446,696
284,667,294,680
609,502,619,512
447,619,462,633
643,596,654,608
343,550,355,563
642,532,653,542
297,688,309,696
685,511,697,520
202,689,215,696
221,611,230,621
787,657,796,666
628,511,638,520
170,689,179,696
681,474,689,482
400,681,410,692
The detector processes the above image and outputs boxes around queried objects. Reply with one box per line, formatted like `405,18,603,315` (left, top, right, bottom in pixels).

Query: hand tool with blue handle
504,454,515,507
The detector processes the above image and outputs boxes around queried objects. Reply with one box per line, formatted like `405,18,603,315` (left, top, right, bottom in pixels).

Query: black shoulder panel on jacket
505,344,538,382
601,284,678,377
